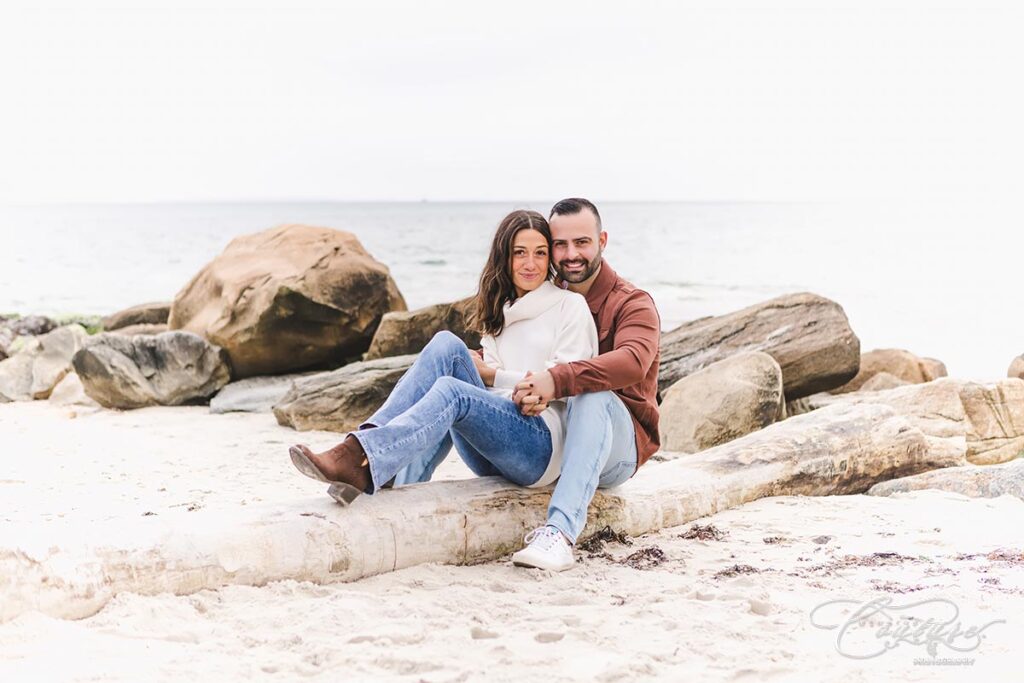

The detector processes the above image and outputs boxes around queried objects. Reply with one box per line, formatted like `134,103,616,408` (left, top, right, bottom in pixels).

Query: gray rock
30,325,89,399
102,302,172,331
365,297,480,360
273,354,416,432
4,315,57,337
1,314,58,360
660,351,784,454
868,459,1024,499
0,325,88,401
658,292,860,399
0,354,34,402
72,331,231,409
210,373,311,414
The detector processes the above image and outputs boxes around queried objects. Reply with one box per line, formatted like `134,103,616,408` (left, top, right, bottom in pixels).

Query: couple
289,198,661,571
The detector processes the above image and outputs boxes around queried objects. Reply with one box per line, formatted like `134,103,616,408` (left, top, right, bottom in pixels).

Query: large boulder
868,459,1024,499
168,224,407,378
102,302,171,331
658,292,860,399
0,325,88,401
273,354,416,432
659,351,784,453
365,297,480,360
831,348,947,394
1009,354,1024,380
72,332,231,409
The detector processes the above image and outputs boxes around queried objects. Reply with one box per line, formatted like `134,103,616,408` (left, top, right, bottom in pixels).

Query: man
507,198,661,570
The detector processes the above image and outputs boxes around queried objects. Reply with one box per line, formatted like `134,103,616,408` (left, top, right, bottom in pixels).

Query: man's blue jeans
378,332,638,544
353,332,553,491
545,391,637,543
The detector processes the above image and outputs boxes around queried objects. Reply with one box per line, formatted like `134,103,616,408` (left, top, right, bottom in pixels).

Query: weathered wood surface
1,401,964,623
785,378,1024,465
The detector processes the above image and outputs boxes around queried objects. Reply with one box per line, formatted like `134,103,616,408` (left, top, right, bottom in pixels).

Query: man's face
550,210,607,283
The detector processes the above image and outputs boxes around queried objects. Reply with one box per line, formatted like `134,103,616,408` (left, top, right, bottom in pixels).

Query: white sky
1,0,1021,202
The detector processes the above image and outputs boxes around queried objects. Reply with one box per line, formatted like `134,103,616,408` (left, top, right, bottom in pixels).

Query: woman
288,209,597,520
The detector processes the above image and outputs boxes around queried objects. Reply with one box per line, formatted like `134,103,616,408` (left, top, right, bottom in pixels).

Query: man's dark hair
549,197,602,229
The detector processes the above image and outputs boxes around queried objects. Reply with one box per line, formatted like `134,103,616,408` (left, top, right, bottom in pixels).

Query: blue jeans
353,332,553,491
546,391,637,544
389,335,638,545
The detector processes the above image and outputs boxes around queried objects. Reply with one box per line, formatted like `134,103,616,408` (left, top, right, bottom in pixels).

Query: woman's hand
471,349,497,387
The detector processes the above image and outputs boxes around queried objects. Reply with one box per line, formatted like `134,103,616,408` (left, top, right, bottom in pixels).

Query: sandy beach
1,401,1021,681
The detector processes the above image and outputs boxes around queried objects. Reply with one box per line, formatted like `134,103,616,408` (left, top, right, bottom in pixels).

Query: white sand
2,401,1022,681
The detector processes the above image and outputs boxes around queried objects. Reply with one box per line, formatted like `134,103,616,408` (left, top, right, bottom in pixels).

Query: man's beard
557,252,602,283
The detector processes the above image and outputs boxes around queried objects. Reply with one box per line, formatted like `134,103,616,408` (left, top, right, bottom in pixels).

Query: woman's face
510,228,550,297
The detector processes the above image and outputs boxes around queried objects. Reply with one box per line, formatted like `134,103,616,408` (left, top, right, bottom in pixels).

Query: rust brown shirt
549,261,661,471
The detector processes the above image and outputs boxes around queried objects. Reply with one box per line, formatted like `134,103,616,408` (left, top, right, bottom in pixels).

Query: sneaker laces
523,526,564,551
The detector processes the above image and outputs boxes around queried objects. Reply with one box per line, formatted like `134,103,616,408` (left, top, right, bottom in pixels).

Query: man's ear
599,230,608,250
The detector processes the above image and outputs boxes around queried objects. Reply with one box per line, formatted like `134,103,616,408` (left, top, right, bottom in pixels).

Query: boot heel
327,482,362,506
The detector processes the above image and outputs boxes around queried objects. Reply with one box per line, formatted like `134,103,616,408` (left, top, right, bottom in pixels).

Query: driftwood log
1,400,966,623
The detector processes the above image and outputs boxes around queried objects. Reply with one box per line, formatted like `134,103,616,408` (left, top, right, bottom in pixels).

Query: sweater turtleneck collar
502,280,564,326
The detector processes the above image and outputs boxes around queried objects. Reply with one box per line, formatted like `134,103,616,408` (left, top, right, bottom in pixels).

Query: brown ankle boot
289,435,373,493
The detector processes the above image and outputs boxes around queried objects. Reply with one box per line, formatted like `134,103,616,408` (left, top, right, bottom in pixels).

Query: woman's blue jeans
353,332,553,492
357,331,638,544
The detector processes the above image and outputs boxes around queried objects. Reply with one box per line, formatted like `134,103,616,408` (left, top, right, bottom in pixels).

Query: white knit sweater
480,280,598,487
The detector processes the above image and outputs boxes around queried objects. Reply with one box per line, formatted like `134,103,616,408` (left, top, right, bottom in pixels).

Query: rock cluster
831,348,946,393
0,325,88,401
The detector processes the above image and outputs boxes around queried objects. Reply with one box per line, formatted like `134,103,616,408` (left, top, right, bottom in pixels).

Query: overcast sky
1,0,1021,202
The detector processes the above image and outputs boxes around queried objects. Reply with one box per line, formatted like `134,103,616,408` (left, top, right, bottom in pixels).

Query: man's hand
513,370,556,416
471,349,496,387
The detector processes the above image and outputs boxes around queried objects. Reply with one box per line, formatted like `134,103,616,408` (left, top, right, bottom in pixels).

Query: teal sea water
0,201,1018,379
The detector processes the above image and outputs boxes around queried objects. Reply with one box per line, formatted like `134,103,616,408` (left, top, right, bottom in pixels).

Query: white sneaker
511,526,576,571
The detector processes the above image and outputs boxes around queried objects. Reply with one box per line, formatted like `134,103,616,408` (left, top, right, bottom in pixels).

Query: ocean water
0,201,1019,379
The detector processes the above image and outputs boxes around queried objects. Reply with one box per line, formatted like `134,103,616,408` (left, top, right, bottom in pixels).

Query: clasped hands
471,349,555,416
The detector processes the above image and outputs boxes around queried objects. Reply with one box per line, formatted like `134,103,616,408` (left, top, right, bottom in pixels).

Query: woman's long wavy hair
472,210,554,336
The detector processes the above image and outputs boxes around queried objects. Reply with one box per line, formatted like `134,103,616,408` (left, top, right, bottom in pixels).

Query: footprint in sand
534,632,565,643
470,626,499,640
